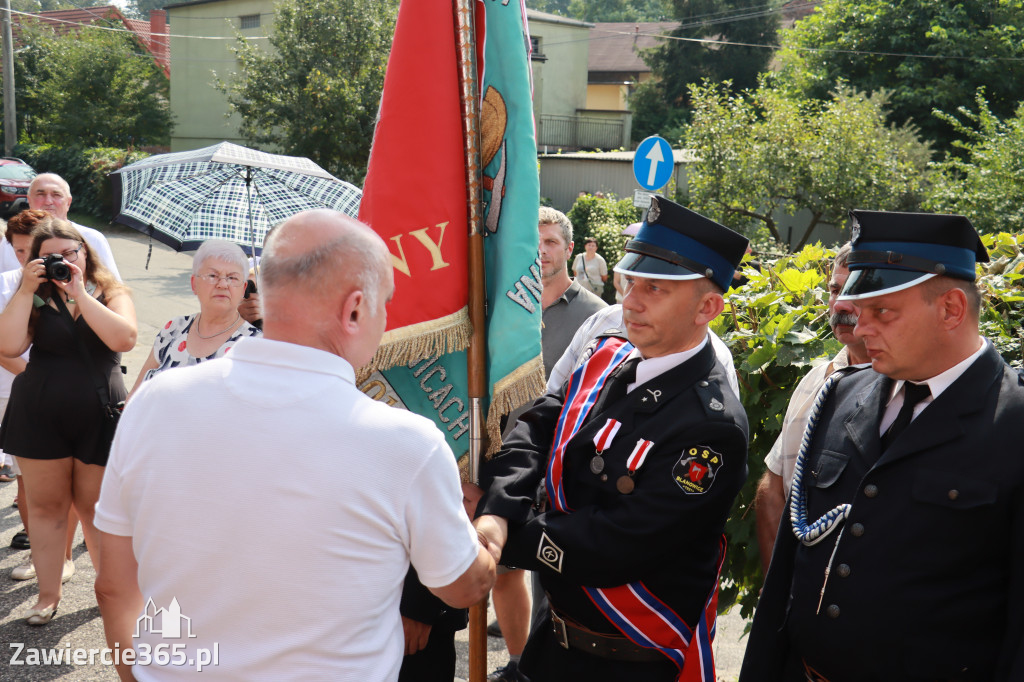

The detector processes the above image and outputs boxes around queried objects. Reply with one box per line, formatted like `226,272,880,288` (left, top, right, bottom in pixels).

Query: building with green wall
165,0,273,151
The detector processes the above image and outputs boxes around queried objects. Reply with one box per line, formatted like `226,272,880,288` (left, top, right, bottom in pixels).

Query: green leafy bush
13,144,150,219
566,193,642,301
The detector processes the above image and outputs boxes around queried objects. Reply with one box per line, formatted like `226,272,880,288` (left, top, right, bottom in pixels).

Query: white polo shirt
95,337,480,681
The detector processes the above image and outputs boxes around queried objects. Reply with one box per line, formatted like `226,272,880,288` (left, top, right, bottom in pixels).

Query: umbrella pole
246,167,257,270
455,0,488,680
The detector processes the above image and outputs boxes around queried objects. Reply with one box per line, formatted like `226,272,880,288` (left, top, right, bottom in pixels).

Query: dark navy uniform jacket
478,335,748,680
741,342,1024,682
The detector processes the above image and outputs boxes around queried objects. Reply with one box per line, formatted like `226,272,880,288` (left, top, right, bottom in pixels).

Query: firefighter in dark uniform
740,210,1024,681
469,196,750,682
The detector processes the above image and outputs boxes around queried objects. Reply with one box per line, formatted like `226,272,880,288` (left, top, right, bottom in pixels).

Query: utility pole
1,0,15,157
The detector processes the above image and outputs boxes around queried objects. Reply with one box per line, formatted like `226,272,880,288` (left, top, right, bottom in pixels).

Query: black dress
0,298,126,466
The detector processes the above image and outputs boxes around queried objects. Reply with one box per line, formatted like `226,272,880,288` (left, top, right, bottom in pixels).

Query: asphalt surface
0,219,750,681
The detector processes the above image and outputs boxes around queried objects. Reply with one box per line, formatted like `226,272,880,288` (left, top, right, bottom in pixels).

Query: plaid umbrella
109,142,362,255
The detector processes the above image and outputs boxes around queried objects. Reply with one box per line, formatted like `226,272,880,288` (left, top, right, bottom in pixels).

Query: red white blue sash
546,336,633,513
582,536,727,682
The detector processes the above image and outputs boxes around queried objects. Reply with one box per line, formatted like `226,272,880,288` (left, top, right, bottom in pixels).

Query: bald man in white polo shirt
95,210,497,681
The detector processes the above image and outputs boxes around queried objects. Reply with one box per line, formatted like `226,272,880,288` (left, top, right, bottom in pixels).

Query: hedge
12,144,151,221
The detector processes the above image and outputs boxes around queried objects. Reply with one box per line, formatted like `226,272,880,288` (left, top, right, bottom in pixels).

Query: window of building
530,35,547,62
240,14,260,29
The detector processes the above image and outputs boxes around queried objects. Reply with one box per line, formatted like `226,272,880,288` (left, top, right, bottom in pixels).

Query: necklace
194,313,240,339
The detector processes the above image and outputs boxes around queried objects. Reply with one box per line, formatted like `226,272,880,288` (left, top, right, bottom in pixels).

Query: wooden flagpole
454,1,488,680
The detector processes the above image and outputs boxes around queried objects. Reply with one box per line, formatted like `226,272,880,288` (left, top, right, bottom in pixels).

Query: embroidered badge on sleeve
673,446,723,495
537,531,565,573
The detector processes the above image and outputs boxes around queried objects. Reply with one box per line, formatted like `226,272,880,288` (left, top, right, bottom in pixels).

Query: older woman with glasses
0,216,136,625
128,240,260,401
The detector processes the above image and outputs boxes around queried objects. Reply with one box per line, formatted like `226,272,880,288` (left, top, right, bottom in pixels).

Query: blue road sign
633,136,674,191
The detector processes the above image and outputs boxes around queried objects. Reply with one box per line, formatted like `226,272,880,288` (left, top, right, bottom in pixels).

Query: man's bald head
262,210,391,306
28,173,73,221
260,210,394,364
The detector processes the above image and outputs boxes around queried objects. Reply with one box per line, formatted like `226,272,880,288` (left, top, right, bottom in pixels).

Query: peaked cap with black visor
614,195,749,292
839,209,988,300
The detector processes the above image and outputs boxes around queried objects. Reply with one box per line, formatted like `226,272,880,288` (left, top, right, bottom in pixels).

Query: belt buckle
550,611,570,649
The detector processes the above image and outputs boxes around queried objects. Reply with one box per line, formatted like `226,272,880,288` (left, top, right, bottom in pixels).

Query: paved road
0,220,750,680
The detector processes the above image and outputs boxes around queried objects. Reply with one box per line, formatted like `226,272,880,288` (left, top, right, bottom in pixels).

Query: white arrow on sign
645,142,665,188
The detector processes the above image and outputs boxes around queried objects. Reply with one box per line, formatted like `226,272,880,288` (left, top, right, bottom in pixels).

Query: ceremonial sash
546,337,633,513
582,534,727,681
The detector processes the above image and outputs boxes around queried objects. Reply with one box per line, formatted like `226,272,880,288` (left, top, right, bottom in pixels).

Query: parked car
0,158,37,217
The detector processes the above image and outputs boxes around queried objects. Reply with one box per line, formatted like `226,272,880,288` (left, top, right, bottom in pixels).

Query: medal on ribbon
590,418,622,474
618,438,654,494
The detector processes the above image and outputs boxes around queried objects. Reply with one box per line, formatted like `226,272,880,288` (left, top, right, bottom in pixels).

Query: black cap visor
613,252,705,281
838,268,936,300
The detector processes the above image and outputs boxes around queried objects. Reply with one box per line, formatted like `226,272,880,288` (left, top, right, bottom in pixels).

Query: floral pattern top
144,314,262,383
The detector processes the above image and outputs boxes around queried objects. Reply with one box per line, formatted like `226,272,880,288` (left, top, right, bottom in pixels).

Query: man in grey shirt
486,206,606,682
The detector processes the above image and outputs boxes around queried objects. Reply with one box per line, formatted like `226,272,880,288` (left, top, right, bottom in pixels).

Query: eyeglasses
197,272,245,288
43,245,82,263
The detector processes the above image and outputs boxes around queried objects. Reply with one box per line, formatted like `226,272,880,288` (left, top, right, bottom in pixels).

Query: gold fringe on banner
485,354,546,455
364,306,472,373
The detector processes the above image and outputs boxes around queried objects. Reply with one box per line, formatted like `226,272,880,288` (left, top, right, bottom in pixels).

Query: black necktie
601,357,640,407
880,382,931,451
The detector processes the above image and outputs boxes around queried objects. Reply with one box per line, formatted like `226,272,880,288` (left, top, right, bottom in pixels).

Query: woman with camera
127,239,260,401
0,216,136,625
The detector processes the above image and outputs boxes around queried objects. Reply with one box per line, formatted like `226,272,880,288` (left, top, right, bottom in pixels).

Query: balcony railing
537,114,625,150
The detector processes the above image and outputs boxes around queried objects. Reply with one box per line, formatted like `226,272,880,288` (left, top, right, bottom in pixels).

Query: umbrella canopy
621,222,642,237
109,142,362,253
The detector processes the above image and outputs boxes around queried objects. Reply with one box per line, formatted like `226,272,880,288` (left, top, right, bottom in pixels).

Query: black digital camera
42,254,72,282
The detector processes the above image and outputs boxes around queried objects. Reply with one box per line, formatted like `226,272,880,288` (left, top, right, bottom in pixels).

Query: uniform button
699,380,709,387
948,489,959,501
863,484,878,498
826,604,840,619
850,523,865,537
836,563,851,578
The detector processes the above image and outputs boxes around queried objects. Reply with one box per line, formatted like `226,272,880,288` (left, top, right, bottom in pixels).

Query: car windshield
0,165,36,181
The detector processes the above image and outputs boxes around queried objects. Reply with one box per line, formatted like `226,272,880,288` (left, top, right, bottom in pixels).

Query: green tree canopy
11,0,106,11
630,0,780,142
9,21,172,147
566,0,672,22
530,0,671,20
125,0,169,19
684,81,930,249
925,93,1024,235
219,0,397,184
775,0,1024,150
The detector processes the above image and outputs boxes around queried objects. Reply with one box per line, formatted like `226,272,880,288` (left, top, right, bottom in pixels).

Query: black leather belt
549,607,665,663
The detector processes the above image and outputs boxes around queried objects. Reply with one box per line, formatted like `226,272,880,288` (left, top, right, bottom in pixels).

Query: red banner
359,0,470,368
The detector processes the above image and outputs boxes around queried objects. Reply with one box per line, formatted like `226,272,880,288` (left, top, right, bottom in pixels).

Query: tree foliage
126,0,169,19
8,21,172,147
530,0,671,21
631,0,780,142
219,0,396,184
567,0,673,22
925,93,1024,235
775,0,1024,150
11,0,105,11
684,81,930,249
